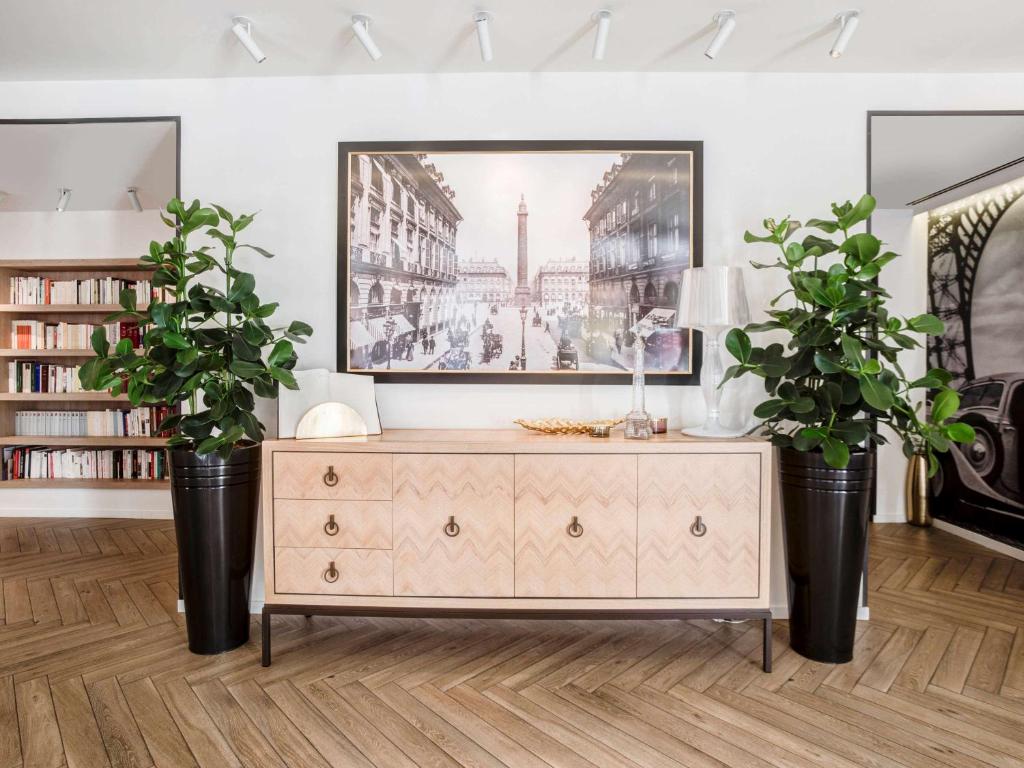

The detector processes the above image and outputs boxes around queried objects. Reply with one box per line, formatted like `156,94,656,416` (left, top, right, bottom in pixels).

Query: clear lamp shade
677,266,750,332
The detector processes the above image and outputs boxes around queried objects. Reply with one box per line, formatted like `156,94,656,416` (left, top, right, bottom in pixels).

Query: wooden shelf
0,436,167,448
0,478,169,489
0,259,152,273
0,349,99,358
0,304,146,314
0,392,127,402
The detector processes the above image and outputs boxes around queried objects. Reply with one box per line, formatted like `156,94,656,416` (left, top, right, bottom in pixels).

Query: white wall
2,70,1023,610
874,208,929,522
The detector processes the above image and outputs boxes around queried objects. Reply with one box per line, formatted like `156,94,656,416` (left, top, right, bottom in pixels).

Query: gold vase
905,452,931,527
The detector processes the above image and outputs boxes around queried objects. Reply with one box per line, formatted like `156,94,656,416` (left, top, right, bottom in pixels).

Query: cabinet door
637,454,761,598
515,454,637,598
393,454,514,597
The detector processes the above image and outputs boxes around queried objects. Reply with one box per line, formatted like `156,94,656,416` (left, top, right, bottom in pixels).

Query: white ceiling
0,121,177,212
870,114,1024,210
1,0,1023,81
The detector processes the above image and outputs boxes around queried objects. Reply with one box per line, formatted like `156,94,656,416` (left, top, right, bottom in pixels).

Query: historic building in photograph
455,258,512,306
347,153,462,366
530,258,589,309
583,152,689,322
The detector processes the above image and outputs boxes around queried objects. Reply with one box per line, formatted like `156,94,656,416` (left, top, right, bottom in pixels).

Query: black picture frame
337,140,703,385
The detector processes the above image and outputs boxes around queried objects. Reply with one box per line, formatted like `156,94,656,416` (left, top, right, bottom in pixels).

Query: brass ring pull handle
566,515,584,538
323,561,339,583
323,466,339,487
443,515,460,537
690,516,707,538
323,514,339,536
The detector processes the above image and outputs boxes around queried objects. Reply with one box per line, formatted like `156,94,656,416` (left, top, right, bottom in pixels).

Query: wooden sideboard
260,429,774,670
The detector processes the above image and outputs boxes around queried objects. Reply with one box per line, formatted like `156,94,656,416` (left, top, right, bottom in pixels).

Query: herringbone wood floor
2,518,1023,767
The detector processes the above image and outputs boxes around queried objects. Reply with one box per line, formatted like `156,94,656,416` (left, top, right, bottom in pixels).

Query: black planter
779,447,875,664
170,443,260,655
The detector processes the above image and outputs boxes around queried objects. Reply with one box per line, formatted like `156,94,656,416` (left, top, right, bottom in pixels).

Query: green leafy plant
80,198,312,457
723,193,974,472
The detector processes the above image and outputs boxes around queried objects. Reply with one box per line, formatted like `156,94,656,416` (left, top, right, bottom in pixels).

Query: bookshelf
0,259,170,488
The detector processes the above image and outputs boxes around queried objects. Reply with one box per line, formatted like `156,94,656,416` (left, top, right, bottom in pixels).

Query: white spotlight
231,16,266,64
474,12,493,63
56,187,71,213
830,10,860,58
592,10,611,61
704,10,736,60
352,14,383,61
127,187,143,212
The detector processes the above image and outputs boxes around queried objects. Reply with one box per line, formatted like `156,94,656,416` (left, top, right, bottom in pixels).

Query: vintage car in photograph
931,372,1024,543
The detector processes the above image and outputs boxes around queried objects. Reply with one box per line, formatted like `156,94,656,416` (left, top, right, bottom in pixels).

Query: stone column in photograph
514,194,531,306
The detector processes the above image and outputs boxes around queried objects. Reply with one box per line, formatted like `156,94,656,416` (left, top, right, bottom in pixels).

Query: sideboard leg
261,607,272,667
762,617,772,672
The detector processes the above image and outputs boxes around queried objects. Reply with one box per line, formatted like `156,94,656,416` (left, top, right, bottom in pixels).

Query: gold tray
513,417,624,435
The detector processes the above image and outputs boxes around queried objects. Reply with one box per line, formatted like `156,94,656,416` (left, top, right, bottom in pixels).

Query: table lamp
677,266,750,437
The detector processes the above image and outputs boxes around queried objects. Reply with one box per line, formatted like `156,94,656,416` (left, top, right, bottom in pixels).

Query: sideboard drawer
274,547,393,596
514,454,638,598
393,453,514,597
274,499,392,549
637,454,761,598
273,452,392,501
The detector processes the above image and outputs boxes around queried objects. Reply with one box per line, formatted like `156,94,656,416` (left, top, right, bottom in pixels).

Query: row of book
8,276,170,306
7,361,84,393
14,407,177,437
10,320,143,351
1,446,168,481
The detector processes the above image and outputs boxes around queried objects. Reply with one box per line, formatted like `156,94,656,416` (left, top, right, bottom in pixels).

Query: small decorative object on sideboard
677,265,750,437
514,417,623,435
723,193,973,664
295,402,368,439
79,198,313,655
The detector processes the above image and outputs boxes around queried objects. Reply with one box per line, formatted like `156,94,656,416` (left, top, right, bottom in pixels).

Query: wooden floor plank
120,677,198,768
87,677,154,768
15,677,64,768
50,676,111,768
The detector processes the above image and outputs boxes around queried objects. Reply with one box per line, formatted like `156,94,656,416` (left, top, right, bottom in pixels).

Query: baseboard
873,514,906,524
0,507,172,519
932,519,1024,561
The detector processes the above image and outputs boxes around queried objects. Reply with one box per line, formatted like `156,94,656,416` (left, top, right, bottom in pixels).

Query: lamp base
680,423,747,438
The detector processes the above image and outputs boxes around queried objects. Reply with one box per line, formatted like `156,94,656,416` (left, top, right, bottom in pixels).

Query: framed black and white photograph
928,175,1024,548
337,140,703,384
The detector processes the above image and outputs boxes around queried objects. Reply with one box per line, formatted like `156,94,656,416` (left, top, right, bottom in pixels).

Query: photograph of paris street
346,150,692,374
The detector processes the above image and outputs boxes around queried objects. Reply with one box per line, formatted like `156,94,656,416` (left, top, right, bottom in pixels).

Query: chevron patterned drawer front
274,547,394,596
273,452,392,500
393,453,515,597
274,499,393,549
637,454,762,598
513,454,639,598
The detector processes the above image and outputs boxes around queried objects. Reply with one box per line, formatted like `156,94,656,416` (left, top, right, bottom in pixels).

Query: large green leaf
931,388,959,423
907,313,944,335
838,194,876,230
859,375,895,411
821,436,851,469
227,271,256,302
725,328,752,363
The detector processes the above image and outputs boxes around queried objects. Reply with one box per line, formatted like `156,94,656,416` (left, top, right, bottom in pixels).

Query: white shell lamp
678,266,750,437
295,402,368,440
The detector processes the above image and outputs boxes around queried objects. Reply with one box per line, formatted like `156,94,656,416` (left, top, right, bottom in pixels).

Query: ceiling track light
231,16,266,64
127,187,143,212
56,187,71,213
352,14,383,61
830,10,860,58
704,10,736,60
474,12,493,63
592,10,611,61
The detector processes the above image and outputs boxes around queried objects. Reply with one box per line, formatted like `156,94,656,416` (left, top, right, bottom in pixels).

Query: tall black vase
170,443,260,655
779,447,875,664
